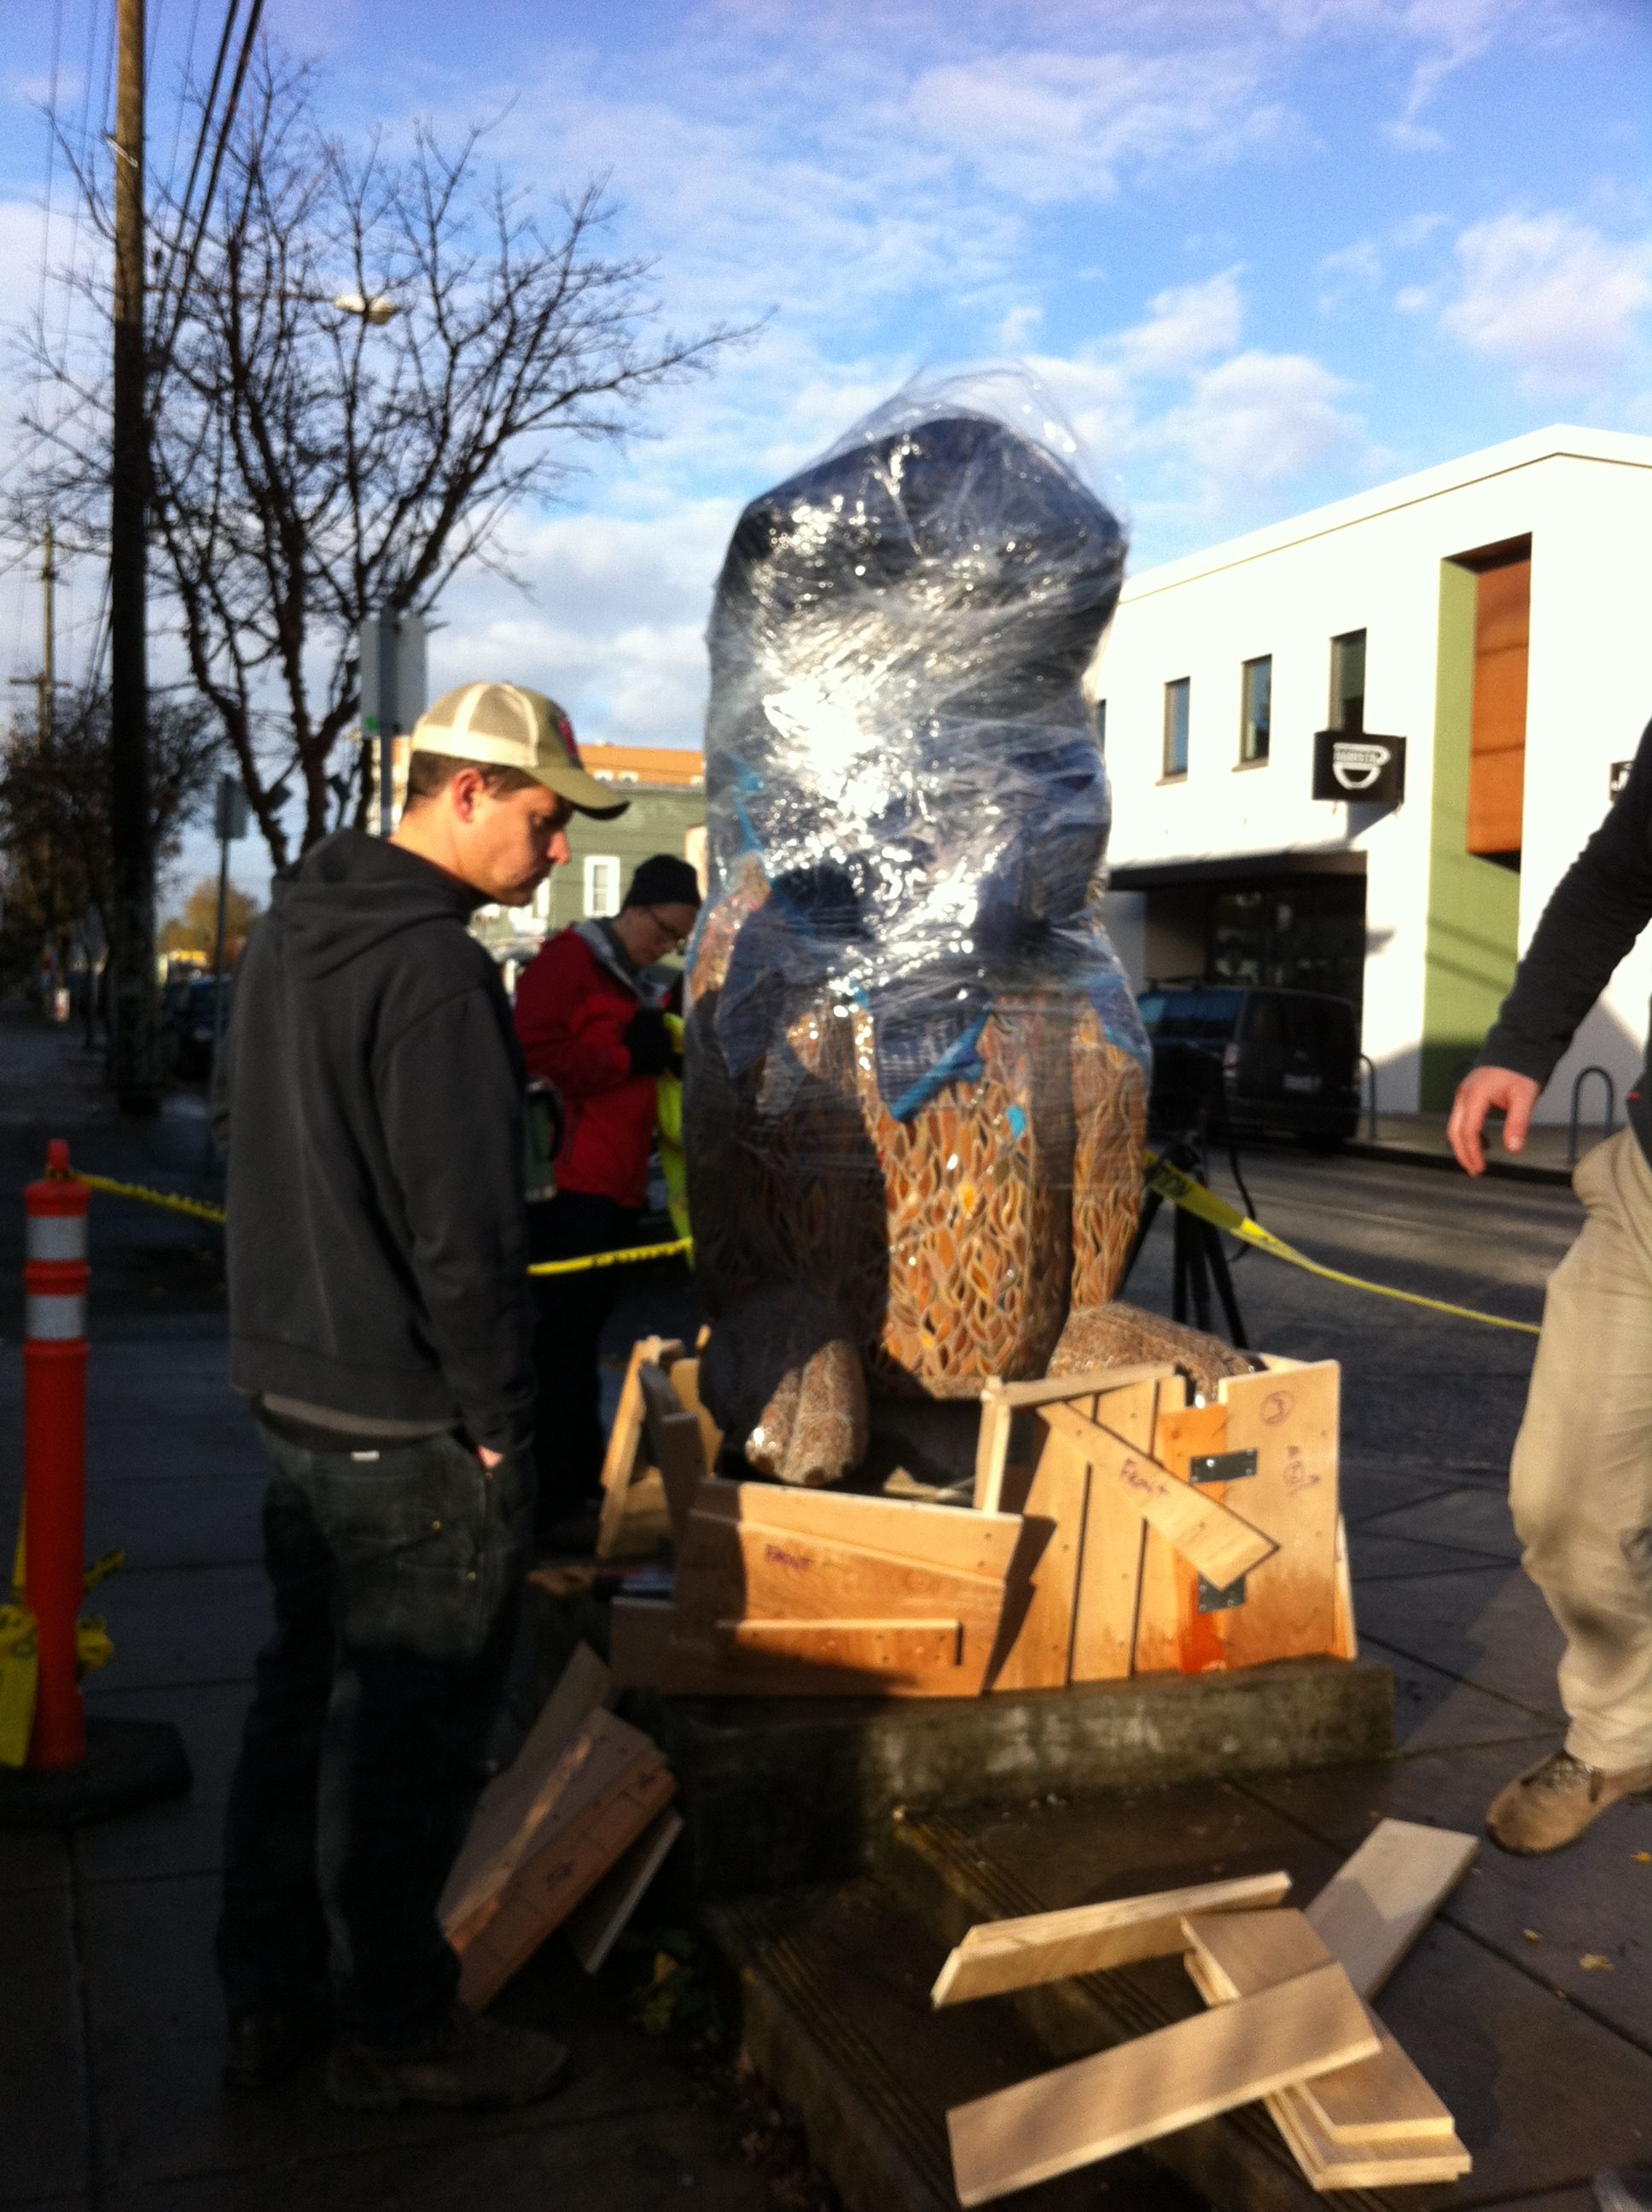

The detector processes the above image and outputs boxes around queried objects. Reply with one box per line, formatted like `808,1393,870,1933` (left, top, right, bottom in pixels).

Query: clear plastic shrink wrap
684,375,1150,1409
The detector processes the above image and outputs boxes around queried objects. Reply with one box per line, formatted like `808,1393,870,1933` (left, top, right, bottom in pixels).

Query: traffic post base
0,1714,191,1828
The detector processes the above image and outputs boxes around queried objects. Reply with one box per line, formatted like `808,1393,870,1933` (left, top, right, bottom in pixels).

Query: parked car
165,974,233,1080
1136,982,1361,1150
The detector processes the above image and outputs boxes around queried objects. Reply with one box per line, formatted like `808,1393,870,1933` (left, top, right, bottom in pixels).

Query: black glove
624,1006,675,1078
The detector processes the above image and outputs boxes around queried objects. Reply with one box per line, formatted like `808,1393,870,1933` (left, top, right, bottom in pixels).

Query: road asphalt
2,1000,1649,2212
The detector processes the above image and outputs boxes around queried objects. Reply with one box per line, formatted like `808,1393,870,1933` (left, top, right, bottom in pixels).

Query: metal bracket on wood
1198,1572,1249,1614
1189,1449,1258,1487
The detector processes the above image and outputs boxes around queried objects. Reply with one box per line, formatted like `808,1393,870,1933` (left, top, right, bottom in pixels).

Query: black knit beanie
623,853,703,911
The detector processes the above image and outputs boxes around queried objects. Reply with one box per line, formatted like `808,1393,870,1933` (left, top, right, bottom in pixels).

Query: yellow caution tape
1143,1150,1540,1337
0,1516,122,1769
529,1236,693,1277
75,1170,227,1225
67,1154,1538,1327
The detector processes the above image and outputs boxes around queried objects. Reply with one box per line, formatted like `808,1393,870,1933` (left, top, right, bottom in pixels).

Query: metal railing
1568,1064,1617,1167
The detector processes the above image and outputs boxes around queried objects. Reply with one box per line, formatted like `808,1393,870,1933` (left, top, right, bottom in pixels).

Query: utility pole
108,0,160,1115
9,521,66,1017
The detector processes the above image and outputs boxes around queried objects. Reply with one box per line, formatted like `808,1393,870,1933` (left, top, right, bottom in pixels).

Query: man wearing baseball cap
213,683,625,2110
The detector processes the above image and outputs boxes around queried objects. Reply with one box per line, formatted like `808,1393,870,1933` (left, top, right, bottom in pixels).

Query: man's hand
478,1445,503,1470
1448,1065,1541,1177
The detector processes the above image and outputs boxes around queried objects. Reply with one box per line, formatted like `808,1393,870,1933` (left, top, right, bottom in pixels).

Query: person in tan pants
1451,716,1652,1854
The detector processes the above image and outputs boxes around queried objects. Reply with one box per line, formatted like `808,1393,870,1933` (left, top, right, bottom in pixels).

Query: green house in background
472,744,706,983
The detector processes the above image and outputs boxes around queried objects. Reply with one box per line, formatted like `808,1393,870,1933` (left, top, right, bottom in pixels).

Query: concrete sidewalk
0,1006,817,2212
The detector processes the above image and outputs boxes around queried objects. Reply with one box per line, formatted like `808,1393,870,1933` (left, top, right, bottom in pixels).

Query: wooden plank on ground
932,1870,1291,2006
566,1806,684,1974
638,1359,708,1546
1044,1405,1277,1592
692,1477,1023,1582
1184,1907,1457,2145
438,1644,614,1936
457,1756,676,2009
596,1336,685,1560
716,1616,963,1671
1182,1952,1471,2188
1215,1361,1342,1668
1305,1818,1479,2000
988,1415,1089,1693
1069,1373,1158,1682
945,1959,1380,2206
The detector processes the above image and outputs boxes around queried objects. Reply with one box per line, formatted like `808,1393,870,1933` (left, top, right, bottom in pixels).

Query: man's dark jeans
216,1420,531,2047
527,1190,640,1534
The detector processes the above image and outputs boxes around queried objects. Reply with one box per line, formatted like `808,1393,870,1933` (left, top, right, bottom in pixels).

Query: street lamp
330,292,398,324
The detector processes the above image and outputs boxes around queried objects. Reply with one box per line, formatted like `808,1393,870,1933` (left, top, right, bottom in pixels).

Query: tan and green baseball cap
410,682,630,819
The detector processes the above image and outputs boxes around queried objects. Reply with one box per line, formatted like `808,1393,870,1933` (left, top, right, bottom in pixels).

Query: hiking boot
222,1997,330,2090
325,2011,569,2112
1486,1748,1652,1854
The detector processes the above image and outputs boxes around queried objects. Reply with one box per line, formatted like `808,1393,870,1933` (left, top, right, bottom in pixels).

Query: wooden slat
608,1596,677,1690
1305,1818,1478,2000
667,1356,725,1479
1044,1405,1277,1591
932,1871,1291,2005
1215,1361,1342,1668
437,1651,617,1936
1184,1907,1457,2144
1182,1953,1470,2188
1331,1511,1358,1660
638,1359,708,1546
1140,1399,1230,1675
973,1379,1014,1513
991,1362,1176,1410
596,1336,685,1560
565,1807,684,1974
989,1415,1089,1692
1070,1373,1157,1682
456,1758,676,2009
715,1615,963,1671
945,1960,1380,2206
692,1477,1023,1581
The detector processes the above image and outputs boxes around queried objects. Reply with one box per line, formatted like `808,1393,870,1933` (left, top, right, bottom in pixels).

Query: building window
1240,656,1271,765
584,855,620,917
1162,678,1190,778
1329,631,1366,734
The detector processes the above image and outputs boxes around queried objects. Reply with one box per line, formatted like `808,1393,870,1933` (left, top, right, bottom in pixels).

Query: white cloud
1155,350,1364,492
1437,210,1652,391
1118,271,1245,376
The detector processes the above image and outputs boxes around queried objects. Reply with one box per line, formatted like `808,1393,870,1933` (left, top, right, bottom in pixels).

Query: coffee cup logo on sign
1312,728,1406,806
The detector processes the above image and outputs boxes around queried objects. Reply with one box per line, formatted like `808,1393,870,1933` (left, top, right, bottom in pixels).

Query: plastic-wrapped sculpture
685,379,1240,1485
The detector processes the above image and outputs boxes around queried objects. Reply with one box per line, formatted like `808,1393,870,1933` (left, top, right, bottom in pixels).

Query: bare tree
0,689,222,985
14,48,743,865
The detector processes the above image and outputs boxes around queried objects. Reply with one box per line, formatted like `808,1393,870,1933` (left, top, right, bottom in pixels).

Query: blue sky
3,0,1650,899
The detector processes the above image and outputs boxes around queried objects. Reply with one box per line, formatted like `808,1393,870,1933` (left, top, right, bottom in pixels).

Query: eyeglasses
646,907,692,952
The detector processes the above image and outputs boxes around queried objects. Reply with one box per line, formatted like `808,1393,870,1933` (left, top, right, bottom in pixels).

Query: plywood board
692,1478,1023,1582
717,1616,963,1671
638,1359,708,1546
1305,1818,1478,2000
438,1651,618,1936
1182,1953,1470,2189
932,1870,1291,2006
566,1806,684,1974
457,1757,675,2009
945,1960,1379,2206
989,1417,1089,1693
1215,1361,1342,1668
1184,1907,1456,2144
1138,1398,1232,1675
1070,1373,1159,1682
608,1596,676,1691
596,1336,686,1560
673,1511,1009,1658
1331,1511,1358,1661
1044,1405,1277,1591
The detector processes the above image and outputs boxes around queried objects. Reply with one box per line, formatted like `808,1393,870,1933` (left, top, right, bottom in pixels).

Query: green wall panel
1419,561,1520,1110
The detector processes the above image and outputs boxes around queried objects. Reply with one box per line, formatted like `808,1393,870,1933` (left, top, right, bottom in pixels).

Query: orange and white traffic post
23,1138,90,1770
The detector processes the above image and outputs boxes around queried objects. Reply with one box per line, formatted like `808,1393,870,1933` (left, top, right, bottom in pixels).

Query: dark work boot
223,1997,330,2090
325,2011,569,2111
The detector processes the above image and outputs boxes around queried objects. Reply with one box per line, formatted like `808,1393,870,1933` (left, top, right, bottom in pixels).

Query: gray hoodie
214,830,534,1452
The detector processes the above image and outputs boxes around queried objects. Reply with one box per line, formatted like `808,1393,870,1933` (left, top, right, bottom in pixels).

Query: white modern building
1091,426,1652,1121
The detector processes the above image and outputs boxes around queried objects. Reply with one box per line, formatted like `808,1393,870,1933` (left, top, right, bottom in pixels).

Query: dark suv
1137,983,1361,1150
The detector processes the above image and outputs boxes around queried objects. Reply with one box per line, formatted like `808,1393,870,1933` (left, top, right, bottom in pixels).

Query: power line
148,0,264,406
161,0,203,204
148,0,239,346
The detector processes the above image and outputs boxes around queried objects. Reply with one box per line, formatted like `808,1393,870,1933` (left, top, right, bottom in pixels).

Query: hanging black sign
1312,730,1406,805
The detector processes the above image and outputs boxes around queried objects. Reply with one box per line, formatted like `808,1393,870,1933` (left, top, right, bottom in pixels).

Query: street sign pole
358,612,427,835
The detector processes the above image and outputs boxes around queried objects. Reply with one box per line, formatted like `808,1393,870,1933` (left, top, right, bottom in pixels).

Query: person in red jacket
515,853,702,1540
